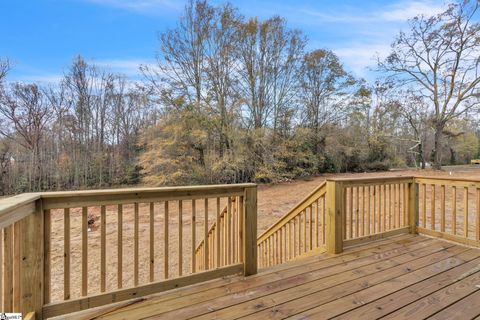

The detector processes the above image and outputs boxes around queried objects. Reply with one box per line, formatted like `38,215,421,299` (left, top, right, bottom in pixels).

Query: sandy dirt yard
46,166,480,302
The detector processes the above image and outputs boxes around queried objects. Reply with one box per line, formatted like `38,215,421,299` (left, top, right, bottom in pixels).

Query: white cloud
94,58,157,77
298,0,446,24
10,73,64,85
381,1,445,21
334,43,391,78
83,0,182,13
298,0,450,79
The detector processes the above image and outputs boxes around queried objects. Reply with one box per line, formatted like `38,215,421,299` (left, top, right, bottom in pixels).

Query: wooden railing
256,182,327,268
333,177,415,249
0,193,42,318
0,184,257,319
258,175,480,261
194,197,245,272
2,175,479,319
415,177,480,247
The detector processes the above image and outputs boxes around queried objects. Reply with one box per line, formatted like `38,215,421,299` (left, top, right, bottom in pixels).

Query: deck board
52,234,480,320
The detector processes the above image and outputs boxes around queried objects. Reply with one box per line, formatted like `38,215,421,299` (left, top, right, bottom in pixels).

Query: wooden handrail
0,193,40,229
40,184,255,209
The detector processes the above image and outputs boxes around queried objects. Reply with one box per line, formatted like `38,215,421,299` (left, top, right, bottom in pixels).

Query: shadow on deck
59,234,480,319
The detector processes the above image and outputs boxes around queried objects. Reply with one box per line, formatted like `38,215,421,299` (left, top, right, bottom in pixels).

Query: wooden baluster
204,199,209,270
228,197,233,265
296,215,300,257
266,240,269,266
378,185,382,232
134,203,139,286
397,183,402,228
232,199,237,264
440,185,445,232
476,188,480,241
101,205,106,292
355,187,360,237
393,184,397,229
322,196,326,244
361,187,365,237
373,186,379,234
117,204,123,289
404,184,408,226
0,229,2,307
452,187,457,235
303,211,307,253
148,203,154,282
388,184,392,230
81,207,88,296
164,201,169,278
376,185,380,232
383,185,387,231
366,186,371,235
269,236,273,266
279,230,283,263
276,232,279,265
315,200,319,248
265,237,269,267
288,220,295,259
343,189,347,240
44,210,51,304
64,208,71,300
422,184,427,228
238,198,242,262
178,200,183,276
240,196,245,262
374,185,378,234
430,185,435,230
309,206,313,250
215,199,221,268
464,187,469,238
258,242,262,268
348,187,353,239
191,199,196,272
222,205,226,266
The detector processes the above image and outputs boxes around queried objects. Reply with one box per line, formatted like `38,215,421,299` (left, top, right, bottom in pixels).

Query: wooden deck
57,234,480,319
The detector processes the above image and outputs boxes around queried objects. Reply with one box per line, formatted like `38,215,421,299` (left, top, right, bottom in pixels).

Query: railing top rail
414,176,480,184
0,183,257,224
40,183,257,209
40,183,257,198
326,176,414,184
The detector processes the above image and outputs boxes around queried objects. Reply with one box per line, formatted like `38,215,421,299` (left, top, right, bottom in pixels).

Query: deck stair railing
256,176,480,268
256,182,327,268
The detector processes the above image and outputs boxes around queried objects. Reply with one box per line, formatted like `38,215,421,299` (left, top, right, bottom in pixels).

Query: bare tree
204,3,242,157
237,17,305,131
379,1,480,169
0,83,52,190
0,58,9,81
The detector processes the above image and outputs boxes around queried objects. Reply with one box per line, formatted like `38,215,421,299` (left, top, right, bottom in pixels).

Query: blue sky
0,0,449,83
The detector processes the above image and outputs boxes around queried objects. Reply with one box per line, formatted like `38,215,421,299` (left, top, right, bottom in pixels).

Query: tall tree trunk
432,124,444,170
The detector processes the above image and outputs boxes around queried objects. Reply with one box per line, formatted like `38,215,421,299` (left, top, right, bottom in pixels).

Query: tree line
0,0,479,195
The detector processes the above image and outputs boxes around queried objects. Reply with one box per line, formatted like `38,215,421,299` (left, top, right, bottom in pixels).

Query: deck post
243,186,257,276
326,180,344,254
408,179,419,234
20,199,44,319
